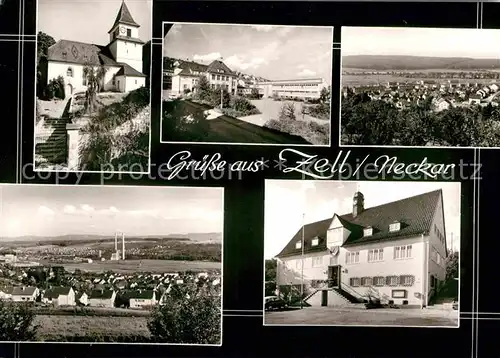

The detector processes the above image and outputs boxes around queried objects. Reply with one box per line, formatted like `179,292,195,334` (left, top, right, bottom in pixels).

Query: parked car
265,296,288,311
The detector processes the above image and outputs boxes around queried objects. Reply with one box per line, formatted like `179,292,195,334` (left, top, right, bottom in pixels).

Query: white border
338,25,500,150
159,21,333,147
262,179,462,329
0,183,224,346
32,0,153,175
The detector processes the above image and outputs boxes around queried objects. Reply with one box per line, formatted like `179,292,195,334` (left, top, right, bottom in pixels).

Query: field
57,259,221,274
34,315,150,341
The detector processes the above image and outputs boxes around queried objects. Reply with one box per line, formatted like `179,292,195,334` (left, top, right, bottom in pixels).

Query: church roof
108,1,140,33
116,62,146,77
275,189,442,258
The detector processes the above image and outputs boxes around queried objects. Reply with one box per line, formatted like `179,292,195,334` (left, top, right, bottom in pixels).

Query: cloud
251,25,275,32
297,68,316,77
100,206,120,216
63,205,76,214
167,24,182,35
225,55,267,71
81,204,94,213
37,205,54,216
193,52,221,63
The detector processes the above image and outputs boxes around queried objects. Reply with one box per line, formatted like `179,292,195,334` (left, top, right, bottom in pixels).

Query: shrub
162,100,210,142
279,102,296,121
43,76,65,100
148,283,221,344
264,118,329,145
0,301,39,341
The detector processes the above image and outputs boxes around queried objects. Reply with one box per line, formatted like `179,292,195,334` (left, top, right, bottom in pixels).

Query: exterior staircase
303,287,365,308
35,116,69,165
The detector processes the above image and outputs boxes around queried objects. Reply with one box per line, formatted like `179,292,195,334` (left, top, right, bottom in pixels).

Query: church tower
107,1,145,72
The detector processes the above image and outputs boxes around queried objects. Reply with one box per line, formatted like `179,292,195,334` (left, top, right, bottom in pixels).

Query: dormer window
363,226,373,237
295,241,302,249
311,238,319,246
389,221,401,232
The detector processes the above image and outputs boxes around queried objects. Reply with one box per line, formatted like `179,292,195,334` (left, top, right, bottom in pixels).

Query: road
264,307,459,327
180,101,311,145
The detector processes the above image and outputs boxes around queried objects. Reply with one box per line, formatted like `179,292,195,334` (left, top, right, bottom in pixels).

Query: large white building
44,1,147,98
257,78,328,100
275,190,448,307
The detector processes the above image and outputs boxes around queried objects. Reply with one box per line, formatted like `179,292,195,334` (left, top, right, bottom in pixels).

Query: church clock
120,27,127,35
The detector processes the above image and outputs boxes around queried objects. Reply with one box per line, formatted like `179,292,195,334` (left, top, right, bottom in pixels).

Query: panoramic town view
264,180,460,327
0,185,223,344
162,23,332,146
35,0,152,172
341,27,500,147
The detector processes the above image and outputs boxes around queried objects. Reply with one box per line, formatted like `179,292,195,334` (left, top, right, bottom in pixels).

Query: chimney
114,233,118,251
122,233,125,260
353,192,364,218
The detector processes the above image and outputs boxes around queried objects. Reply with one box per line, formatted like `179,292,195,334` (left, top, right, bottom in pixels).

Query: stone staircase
304,288,365,308
35,116,69,164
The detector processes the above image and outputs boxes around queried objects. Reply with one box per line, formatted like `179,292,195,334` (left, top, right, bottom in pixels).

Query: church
44,1,148,98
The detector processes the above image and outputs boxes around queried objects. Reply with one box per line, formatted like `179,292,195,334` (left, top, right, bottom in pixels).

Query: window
400,275,415,287
295,241,302,249
392,289,407,298
361,277,373,286
346,251,359,264
83,72,87,86
386,275,399,286
66,67,73,77
368,249,384,262
311,238,319,246
312,256,322,267
216,75,220,80
127,29,131,37
112,77,115,86
389,222,401,232
62,51,67,59
430,274,436,288
211,75,215,80
363,227,373,236
135,80,137,85
394,245,412,259
349,277,361,287
373,276,385,286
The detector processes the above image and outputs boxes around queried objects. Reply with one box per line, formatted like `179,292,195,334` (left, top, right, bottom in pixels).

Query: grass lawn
33,315,150,341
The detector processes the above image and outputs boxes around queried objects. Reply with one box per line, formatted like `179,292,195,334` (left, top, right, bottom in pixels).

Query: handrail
339,282,366,301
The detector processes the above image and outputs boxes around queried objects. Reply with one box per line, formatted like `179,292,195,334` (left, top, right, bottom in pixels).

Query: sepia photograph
264,180,460,327
162,22,332,146
341,27,500,148
0,184,222,344
34,0,152,172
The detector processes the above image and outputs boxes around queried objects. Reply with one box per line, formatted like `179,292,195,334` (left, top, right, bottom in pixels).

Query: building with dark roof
167,57,238,97
127,289,157,309
42,286,75,306
44,1,148,98
11,286,39,302
274,189,448,307
88,289,116,308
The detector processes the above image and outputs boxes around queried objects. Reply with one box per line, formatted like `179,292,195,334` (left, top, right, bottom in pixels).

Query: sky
37,0,152,44
342,27,500,58
164,23,333,83
0,185,223,238
264,180,461,259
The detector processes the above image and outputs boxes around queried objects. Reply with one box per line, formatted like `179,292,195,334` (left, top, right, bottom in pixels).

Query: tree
83,64,107,114
37,31,56,64
148,283,221,344
265,259,277,296
0,301,39,341
445,251,459,281
250,87,260,99
279,102,296,121
319,86,331,103
194,75,211,101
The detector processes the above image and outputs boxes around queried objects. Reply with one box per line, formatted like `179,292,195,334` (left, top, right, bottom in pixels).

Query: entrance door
65,84,73,99
328,265,341,287
321,290,328,306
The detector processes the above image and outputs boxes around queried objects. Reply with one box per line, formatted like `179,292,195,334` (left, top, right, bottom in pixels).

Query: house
76,292,89,306
42,286,75,306
433,97,451,112
469,95,481,105
128,289,157,309
88,289,116,308
11,286,39,302
41,1,147,98
169,58,239,96
275,190,448,308
0,286,13,300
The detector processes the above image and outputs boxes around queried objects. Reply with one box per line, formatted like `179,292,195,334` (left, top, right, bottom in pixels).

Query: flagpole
300,212,305,309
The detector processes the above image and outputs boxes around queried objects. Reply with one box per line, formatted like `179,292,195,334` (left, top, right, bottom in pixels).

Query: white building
11,286,39,302
43,1,147,98
275,190,448,307
129,290,157,309
42,287,76,306
257,78,328,100
88,289,116,308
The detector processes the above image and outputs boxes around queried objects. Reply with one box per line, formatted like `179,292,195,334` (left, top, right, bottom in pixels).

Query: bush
148,283,221,344
279,102,296,121
0,301,39,341
264,118,329,145
162,100,210,142
43,76,65,100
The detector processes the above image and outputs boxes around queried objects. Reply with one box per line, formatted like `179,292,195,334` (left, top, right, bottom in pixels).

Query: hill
342,55,500,71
